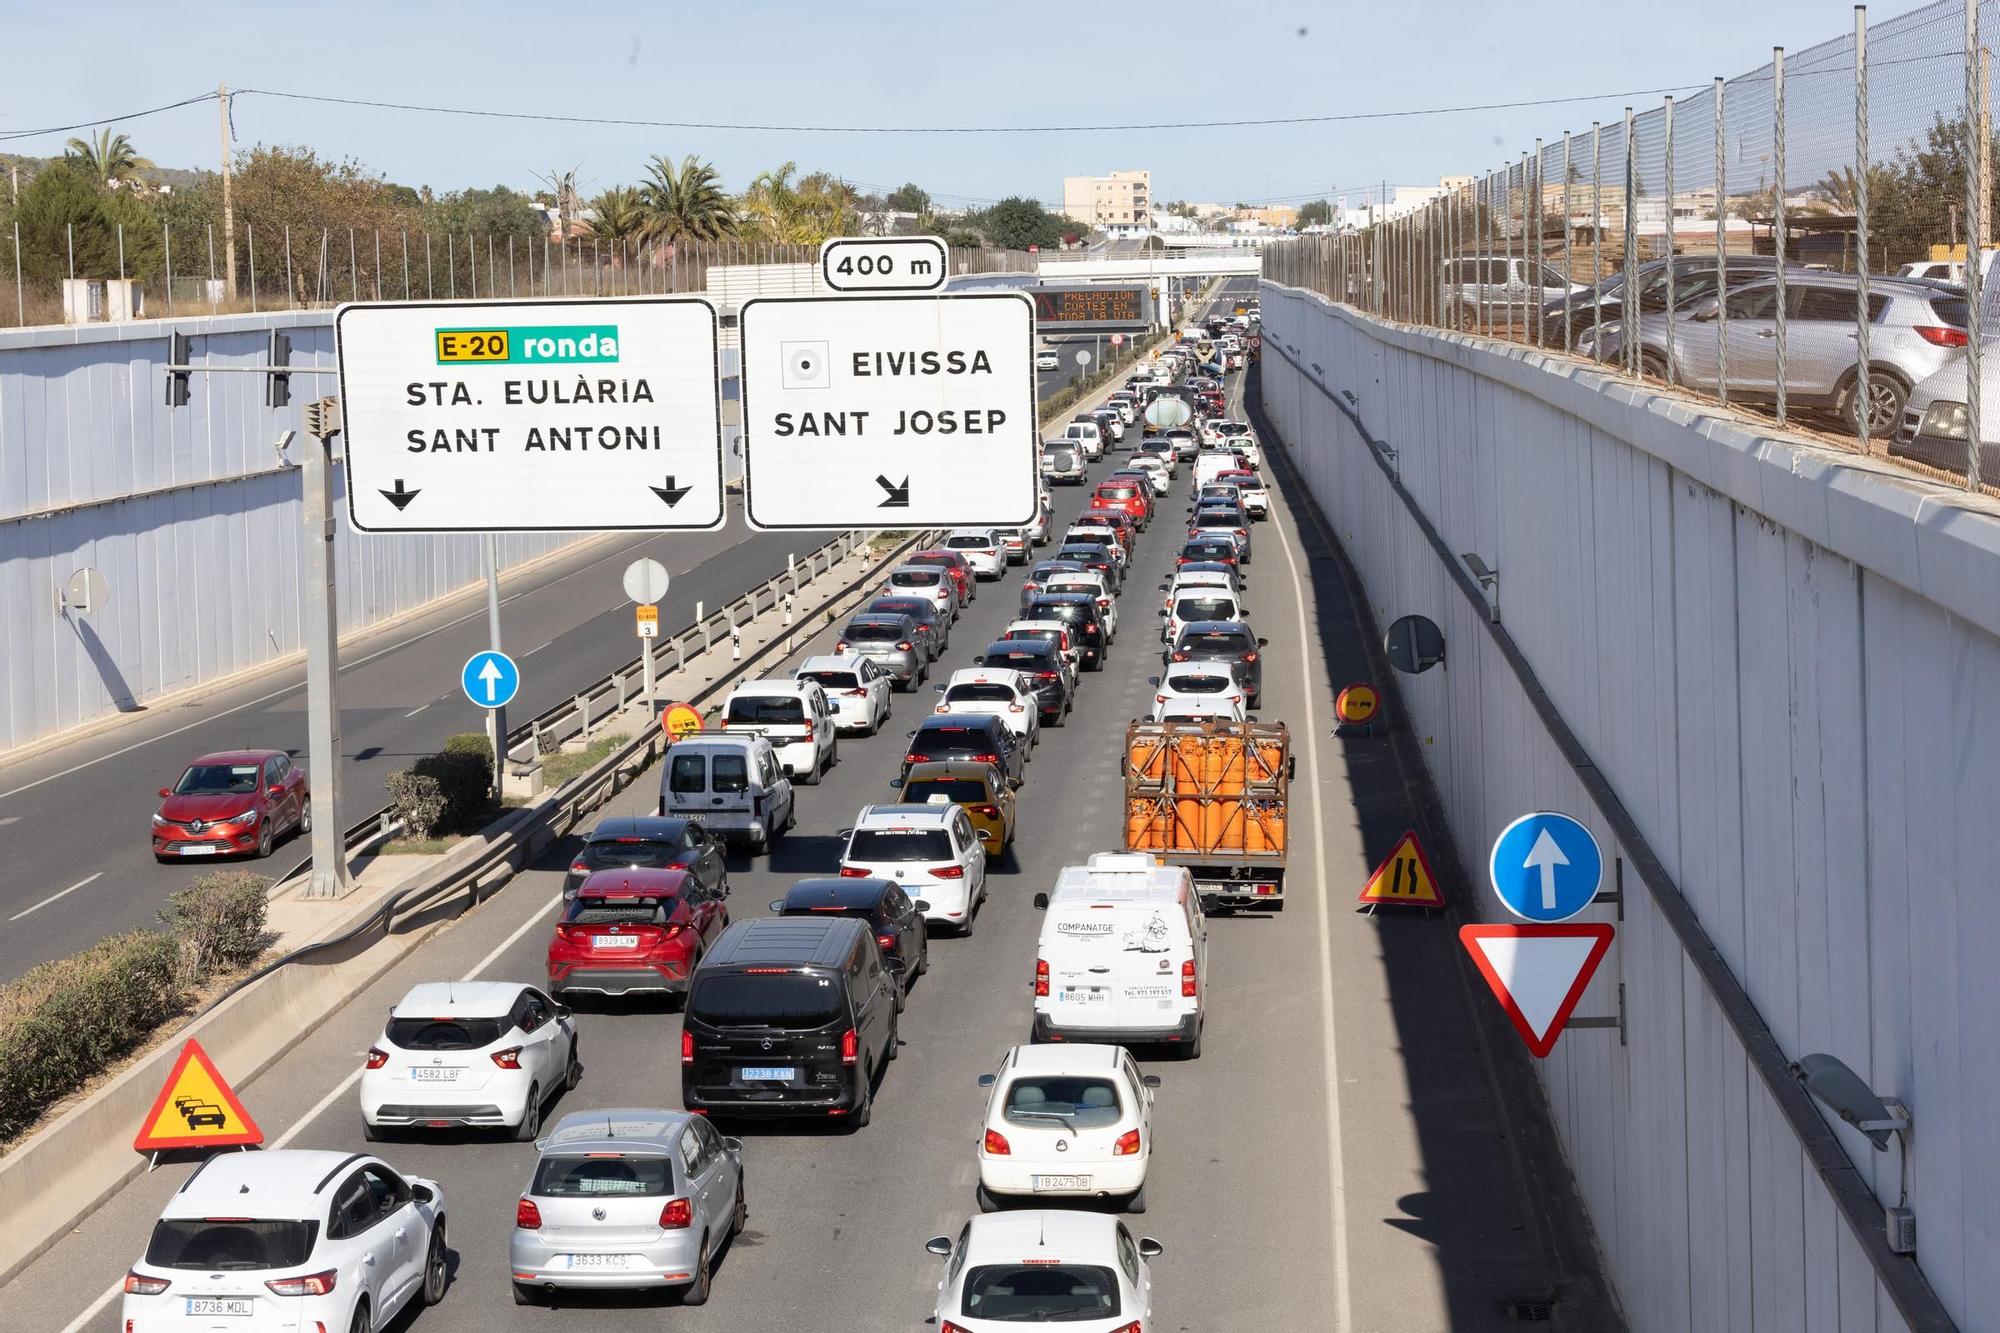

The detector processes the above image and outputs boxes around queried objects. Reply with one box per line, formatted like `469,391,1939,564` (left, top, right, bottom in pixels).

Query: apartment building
1063,170,1153,228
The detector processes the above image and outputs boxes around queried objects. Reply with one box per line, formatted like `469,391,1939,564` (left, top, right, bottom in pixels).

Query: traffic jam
117,294,1277,1333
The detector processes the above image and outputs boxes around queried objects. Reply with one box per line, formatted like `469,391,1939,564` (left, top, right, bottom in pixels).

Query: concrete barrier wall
1258,281,2000,1333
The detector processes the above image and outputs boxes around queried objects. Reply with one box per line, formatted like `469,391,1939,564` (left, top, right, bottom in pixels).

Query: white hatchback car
1001,620,1082,680
926,1211,1161,1332
976,1044,1160,1212
841,804,989,933
934,667,1042,748
720,678,838,785
1149,661,1249,721
944,528,1006,579
1043,572,1118,640
883,564,961,622
796,654,893,736
121,1149,447,1332
1161,587,1246,648
360,980,579,1140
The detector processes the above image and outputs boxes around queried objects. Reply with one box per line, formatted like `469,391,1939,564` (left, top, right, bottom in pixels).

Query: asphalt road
17,279,1617,1332
0,512,812,979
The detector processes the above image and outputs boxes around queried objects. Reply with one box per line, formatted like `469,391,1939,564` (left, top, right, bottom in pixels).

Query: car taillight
845,688,868,697
659,1197,694,1229
1115,1128,1143,1156
1242,652,1259,664
1156,694,1168,703
1916,324,1970,347
1097,597,1111,608
568,859,589,875
681,1029,694,1064
835,641,850,652
802,722,814,740
490,1046,523,1070
975,804,1000,817
841,1028,859,1064
365,1048,389,1070
1171,653,1188,662
1035,958,1050,996
839,866,870,877
971,753,999,763
264,1270,337,1297
1037,671,1061,680
905,753,925,765
929,865,965,879
123,1273,171,1295
1182,958,1199,998
935,705,950,714
1008,703,1025,713
876,932,899,952
897,641,915,651
984,1128,1012,1155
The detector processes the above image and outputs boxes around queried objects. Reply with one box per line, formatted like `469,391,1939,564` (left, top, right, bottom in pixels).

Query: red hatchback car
545,868,729,1003
905,550,977,605
1089,480,1151,529
152,749,308,862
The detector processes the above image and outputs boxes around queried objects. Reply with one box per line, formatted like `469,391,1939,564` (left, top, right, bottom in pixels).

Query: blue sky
0,0,1940,209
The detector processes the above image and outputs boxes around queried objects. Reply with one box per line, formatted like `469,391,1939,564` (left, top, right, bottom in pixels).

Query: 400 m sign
335,298,725,533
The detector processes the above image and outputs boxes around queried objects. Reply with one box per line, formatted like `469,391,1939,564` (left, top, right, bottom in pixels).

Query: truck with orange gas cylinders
1121,718,1291,910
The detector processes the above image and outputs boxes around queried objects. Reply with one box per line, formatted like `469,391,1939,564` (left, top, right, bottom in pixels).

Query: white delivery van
720,679,838,784
659,734,795,852
1031,852,1208,1058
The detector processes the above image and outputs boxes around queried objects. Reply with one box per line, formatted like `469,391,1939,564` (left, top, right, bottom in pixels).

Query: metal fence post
164,226,175,316
1505,158,1518,338
1856,7,1873,451
373,230,382,302
1966,0,1986,489
1532,141,1544,348
1592,123,1604,359
401,230,410,299
1774,47,1789,424
285,225,295,310
1716,77,1730,404
1623,109,1639,375
1562,132,1574,351
1663,97,1676,385
425,231,434,299
247,226,257,312
14,222,24,325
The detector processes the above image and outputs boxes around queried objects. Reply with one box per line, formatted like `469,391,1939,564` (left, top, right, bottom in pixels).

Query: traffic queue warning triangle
1459,924,1615,1058
133,1039,264,1153
1357,830,1445,908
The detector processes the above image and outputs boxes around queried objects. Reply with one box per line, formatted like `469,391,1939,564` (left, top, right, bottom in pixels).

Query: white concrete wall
1258,281,2000,1332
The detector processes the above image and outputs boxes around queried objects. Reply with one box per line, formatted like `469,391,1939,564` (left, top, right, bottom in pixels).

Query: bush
415,733,493,832
0,931,184,1140
386,768,449,841
160,871,269,984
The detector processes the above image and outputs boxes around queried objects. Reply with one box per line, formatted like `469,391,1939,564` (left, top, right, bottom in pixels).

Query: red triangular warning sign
1459,924,1615,1058
133,1039,264,1152
1357,830,1445,907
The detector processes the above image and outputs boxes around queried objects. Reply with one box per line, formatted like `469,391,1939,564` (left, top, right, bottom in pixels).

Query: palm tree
64,130,154,187
533,165,584,236
588,186,646,243
740,162,857,245
637,154,737,244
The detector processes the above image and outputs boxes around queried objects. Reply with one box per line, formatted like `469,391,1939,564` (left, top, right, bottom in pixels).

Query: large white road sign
336,298,724,533
739,291,1039,530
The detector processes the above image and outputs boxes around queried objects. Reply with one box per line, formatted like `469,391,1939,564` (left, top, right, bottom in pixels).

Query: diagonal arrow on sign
1459,923,1614,1058
875,475,910,508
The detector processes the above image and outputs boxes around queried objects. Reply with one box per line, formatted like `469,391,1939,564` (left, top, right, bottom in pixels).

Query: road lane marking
56,888,565,1333
9,872,104,922
403,703,431,718
523,640,554,657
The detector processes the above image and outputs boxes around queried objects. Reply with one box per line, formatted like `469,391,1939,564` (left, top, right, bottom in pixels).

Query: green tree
63,130,154,188
588,186,646,243
533,165,583,236
885,181,930,213
13,160,163,280
1296,199,1333,227
423,184,543,242
740,162,858,244
637,153,737,243
969,196,1070,250
226,145,421,300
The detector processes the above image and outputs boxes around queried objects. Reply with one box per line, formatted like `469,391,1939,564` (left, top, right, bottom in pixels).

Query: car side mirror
1138,1238,1165,1259
978,1073,997,1088
1257,637,1269,647
555,1005,573,1020
158,787,174,799
725,1137,744,1154
906,730,917,738
934,683,946,692
1142,1074,1163,1089
926,1236,954,1258
837,828,853,839
1246,714,1259,723
913,899,931,912
1032,891,1050,910
770,899,787,913
410,1183,435,1204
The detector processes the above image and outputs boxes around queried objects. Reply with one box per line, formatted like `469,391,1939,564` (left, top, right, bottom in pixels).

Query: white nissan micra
926,1210,1162,1332
976,1043,1160,1213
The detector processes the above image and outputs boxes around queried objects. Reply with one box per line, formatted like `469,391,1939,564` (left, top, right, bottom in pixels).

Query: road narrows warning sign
1357,830,1445,908
134,1039,264,1152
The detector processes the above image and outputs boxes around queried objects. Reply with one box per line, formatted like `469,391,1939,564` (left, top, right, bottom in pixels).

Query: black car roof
587,816,689,842
705,915,867,968
777,877,894,911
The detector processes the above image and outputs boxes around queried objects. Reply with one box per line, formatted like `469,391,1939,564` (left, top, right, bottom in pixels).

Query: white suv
121,1149,447,1331
976,1043,1160,1212
720,679,838,785
796,654,893,735
360,981,579,1140
934,667,1042,748
841,804,988,934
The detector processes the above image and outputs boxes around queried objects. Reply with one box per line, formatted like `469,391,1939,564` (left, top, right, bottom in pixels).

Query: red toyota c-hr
546,868,730,1004
152,749,308,862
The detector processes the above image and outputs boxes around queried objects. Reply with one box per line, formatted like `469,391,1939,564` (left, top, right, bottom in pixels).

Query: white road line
56,890,564,1333
9,872,104,922
1264,384,1353,1326
403,703,431,719
522,640,554,657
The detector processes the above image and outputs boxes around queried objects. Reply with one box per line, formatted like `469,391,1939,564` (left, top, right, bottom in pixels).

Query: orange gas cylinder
1210,798,1246,854
1244,801,1267,855
1173,798,1205,850
1132,732,1168,783
1212,735,1247,795
1256,801,1288,853
1252,731,1287,787
1126,798,1163,850
1172,734,1206,788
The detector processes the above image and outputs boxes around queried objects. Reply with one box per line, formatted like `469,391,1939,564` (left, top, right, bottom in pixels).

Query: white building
1063,170,1153,228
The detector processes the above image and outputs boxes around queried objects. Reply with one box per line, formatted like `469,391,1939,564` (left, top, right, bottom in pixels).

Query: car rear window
1192,512,1241,529
726,695,806,726
849,828,955,861
844,621,906,643
1930,296,1970,327
1169,673,1233,693
385,1017,510,1050
688,973,845,1028
984,648,1054,670
870,599,930,619
914,725,998,756
946,535,993,549
962,1264,1121,1321
565,897,670,925
1064,531,1112,547
530,1154,674,1198
800,670,861,690
1176,598,1237,621
891,570,942,588
903,778,992,804
712,754,749,793
668,753,707,793
579,839,678,870
946,683,1017,704
1097,486,1138,500
144,1218,317,1271
1181,631,1253,655
174,764,262,795
1003,1075,1124,1130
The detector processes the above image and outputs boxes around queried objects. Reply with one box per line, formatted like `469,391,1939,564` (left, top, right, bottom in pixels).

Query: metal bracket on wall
1566,983,1627,1046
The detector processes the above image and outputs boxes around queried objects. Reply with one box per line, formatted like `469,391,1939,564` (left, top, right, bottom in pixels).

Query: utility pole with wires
219,83,237,300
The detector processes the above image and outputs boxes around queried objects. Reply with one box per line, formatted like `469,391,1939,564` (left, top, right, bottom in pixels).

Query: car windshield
689,973,845,1029
849,828,954,861
946,683,1017,704
579,839,678,870
144,1218,318,1271
962,1264,1121,1321
727,696,806,726
903,778,992,803
1182,632,1253,655
174,763,262,795
530,1154,674,1198
565,897,671,925
844,621,906,643
385,1016,510,1050
1003,1075,1124,1129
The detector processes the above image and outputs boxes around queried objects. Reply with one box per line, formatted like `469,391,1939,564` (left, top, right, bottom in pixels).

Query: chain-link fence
1264,0,2000,494
0,226,1032,329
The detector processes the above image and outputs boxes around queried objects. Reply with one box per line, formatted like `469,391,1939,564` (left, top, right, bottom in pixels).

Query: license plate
563,1253,632,1270
185,1298,252,1315
1034,1174,1093,1190
410,1066,460,1082
178,844,219,856
741,1066,795,1081
592,935,641,950
1061,989,1107,1005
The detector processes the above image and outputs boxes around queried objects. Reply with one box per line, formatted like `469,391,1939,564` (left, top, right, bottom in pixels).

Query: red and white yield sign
1459,923,1614,1058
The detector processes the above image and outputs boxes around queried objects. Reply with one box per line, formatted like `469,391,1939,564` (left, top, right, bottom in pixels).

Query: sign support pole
302,407,351,899
640,621,658,713
483,535,506,796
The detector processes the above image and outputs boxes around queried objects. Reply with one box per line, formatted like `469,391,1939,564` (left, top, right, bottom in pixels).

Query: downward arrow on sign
379,479,421,511
650,476,693,507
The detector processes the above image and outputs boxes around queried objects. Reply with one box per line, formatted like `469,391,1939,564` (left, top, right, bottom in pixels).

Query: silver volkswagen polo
510,1107,746,1307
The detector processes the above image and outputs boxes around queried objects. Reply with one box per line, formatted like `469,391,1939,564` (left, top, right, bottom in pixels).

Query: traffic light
265,331,292,409
164,332,192,407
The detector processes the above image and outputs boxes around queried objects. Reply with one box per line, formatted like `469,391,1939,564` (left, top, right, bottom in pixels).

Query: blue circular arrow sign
460,650,520,711
1488,811,1603,923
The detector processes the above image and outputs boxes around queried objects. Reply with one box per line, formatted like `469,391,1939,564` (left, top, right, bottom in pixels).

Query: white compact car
121,1149,447,1332
976,1044,1160,1212
842,804,988,934
360,980,578,1140
883,564,961,622
1149,661,1249,722
1043,572,1119,640
1161,587,1246,649
796,654,893,736
720,678,838,785
1001,620,1082,679
935,668,1043,748
926,1211,1161,1332
944,529,1007,579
